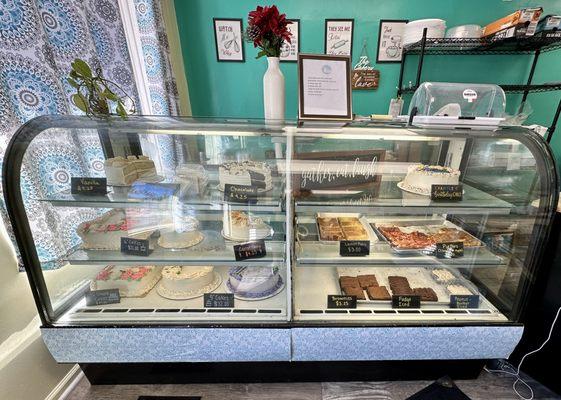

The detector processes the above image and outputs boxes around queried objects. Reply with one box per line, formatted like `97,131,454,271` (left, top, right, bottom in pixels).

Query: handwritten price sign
234,240,267,261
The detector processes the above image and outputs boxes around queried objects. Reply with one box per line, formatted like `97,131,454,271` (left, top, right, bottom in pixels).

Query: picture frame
280,19,300,62
325,19,354,57
376,19,408,63
213,18,245,62
298,53,352,121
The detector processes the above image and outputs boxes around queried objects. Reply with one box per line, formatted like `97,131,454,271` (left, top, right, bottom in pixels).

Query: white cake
77,209,154,250
176,164,209,196
157,266,221,299
399,164,461,196
219,161,272,192
226,266,283,300
104,155,157,185
158,212,204,249
90,265,161,297
222,210,273,241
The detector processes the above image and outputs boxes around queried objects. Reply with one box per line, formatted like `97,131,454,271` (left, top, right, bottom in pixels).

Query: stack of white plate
403,19,446,46
445,25,482,39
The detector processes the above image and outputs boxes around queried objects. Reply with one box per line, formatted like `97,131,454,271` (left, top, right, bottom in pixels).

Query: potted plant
245,5,292,122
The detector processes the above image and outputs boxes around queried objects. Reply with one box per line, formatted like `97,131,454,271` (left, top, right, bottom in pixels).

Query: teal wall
175,0,561,160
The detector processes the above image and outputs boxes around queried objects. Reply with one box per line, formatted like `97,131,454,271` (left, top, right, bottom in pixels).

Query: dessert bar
357,274,378,289
367,285,391,300
412,287,439,302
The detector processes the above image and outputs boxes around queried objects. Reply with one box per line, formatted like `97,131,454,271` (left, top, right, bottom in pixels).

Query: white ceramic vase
263,57,285,122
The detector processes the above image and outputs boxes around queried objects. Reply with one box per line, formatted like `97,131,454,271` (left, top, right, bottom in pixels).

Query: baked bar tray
296,216,506,267
335,266,479,306
372,218,484,256
314,212,379,244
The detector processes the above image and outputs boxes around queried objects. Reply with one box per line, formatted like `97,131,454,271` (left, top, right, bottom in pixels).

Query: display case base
80,360,487,384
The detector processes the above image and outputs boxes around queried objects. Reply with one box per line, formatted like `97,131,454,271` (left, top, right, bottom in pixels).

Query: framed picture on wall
213,18,245,62
377,20,408,63
325,19,354,57
280,19,300,62
298,54,352,120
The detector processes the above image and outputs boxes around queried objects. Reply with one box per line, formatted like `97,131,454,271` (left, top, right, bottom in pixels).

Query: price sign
85,289,120,306
120,237,151,256
234,240,267,261
327,295,357,309
392,295,421,309
450,295,480,309
204,293,235,308
431,184,463,201
71,177,107,195
224,184,258,204
339,240,370,257
436,241,464,259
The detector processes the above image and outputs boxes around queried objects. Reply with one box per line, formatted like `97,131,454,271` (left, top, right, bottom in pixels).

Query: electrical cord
484,306,561,400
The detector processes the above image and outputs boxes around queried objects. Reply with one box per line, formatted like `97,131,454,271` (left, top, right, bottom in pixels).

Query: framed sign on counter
280,19,300,62
377,20,408,63
213,18,245,62
298,54,352,121
325,19,354,57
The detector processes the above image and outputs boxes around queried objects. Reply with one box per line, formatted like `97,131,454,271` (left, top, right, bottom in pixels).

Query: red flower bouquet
245,5,292,58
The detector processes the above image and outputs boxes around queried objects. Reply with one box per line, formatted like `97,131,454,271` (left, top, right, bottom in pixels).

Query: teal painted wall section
175,0,561,159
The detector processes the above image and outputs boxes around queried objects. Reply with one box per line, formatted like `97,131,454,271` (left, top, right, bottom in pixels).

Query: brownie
388,276,413,295
413,287,438,302
339,276,360,288
357,274,379,289
342,286,366,300
367,285,391,300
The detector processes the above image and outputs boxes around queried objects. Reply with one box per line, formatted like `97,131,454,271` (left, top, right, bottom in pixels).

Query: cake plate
226,276,285,301
157,231,205,249
156,272,222,300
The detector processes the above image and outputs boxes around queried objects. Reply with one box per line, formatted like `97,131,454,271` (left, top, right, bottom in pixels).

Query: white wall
0,218,74,400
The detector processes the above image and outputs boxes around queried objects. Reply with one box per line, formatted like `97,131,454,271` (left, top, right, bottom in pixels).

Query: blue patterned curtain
0,0,147,269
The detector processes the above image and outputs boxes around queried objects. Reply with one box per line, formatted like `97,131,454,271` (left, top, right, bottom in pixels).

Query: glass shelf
294,181,514,215
40,179,285,212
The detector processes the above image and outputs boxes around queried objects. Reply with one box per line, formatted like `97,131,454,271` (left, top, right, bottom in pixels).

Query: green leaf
71,59,92,78
72,93,88,113
103,89,119,102
67,77,80,89
256,50,267,59
116,102,127,119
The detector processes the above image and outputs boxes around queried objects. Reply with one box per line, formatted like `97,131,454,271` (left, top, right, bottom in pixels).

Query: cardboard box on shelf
482,7,543,38
536,15,561,38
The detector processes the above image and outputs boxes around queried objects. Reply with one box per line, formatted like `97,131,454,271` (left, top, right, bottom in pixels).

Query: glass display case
3,116,558,381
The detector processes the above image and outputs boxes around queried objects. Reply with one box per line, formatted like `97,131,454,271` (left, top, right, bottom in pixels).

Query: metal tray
315,212,378,245
371,218,485,256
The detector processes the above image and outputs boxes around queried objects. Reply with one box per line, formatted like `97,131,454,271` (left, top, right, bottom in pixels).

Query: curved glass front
3,116,557,326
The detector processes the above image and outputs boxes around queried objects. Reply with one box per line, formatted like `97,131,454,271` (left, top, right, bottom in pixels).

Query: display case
3,116,558,382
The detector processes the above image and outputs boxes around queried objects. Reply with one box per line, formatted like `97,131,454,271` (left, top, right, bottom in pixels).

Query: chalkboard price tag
234,239,267,261
85,289,120,306
431,184,463,201
339,240,370,257
120,237,151,256
450,295,480,309
327,295,357,309
71,177,107,195
224,184,258,204
204,293,235,308
436,241,464,259
392,295,421,309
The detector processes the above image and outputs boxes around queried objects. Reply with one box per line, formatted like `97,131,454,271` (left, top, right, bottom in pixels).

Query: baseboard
45,364,83,400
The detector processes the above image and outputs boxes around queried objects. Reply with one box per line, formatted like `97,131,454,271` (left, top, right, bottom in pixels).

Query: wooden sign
352,69,379,90
327,295,357,309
